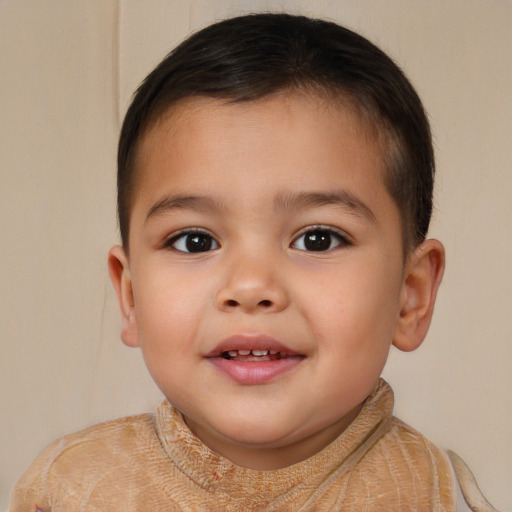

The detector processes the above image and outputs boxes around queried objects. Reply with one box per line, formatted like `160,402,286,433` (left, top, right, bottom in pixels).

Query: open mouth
221,349,291,362
206,334,304,383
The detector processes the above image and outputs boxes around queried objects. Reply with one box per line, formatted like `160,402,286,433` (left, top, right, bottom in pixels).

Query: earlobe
393,239,445,352
108,245,140,348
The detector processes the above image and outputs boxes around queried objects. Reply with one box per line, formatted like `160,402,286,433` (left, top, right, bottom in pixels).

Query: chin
217,417,304,448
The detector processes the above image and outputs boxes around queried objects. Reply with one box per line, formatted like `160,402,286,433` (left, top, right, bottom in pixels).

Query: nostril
226,299,239,307
258,299,272,307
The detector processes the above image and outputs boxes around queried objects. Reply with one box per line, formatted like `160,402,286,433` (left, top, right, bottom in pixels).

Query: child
10,13,499,512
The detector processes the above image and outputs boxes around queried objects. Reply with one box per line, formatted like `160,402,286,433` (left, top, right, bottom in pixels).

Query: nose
215,254,289,314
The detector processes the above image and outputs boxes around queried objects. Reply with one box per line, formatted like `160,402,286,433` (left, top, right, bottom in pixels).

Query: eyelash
164,229,219,254
291,226,351,252
164,226,351,254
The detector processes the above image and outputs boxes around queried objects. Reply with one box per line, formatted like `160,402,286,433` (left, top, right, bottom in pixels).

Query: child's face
112,92,412,468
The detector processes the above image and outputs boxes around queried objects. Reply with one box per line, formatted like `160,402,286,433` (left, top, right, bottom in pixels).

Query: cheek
305,258,403,349
133,269,210,353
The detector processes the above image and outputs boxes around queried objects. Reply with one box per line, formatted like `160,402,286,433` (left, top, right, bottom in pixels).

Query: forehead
136,92,386,182
131,92,395,225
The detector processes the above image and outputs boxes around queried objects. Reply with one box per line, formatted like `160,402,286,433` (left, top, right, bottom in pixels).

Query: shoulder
381,418,499,512
29,410,157,473
381,415,453,472
10,411,157,511
356,415,455,510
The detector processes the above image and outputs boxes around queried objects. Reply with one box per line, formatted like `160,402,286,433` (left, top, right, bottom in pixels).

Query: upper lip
205,334,299,357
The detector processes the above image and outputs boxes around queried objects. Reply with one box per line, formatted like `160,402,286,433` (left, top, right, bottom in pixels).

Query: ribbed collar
155,379,394,508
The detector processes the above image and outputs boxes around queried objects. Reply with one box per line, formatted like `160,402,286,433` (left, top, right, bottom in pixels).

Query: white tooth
269,350,278,355
252,350,269,356
238,349,251,356
228,351,238,357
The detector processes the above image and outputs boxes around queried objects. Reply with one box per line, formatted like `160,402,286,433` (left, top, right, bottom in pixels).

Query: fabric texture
10,379,457,511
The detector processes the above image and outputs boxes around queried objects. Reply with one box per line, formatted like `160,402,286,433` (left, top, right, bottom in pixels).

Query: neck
183,403,363,470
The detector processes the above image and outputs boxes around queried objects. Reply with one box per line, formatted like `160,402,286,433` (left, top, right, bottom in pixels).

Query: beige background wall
1,1,510,509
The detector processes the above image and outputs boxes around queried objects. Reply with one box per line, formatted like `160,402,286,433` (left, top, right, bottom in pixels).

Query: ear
108,245,140,348
393,239,445,352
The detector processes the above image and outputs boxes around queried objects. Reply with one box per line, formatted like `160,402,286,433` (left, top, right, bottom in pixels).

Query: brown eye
170,231,219,253
292,229,348,252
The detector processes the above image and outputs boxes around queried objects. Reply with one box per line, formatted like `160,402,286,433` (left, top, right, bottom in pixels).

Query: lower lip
208,356,303,385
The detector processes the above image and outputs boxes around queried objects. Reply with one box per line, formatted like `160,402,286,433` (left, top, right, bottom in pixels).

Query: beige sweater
9,380,470,511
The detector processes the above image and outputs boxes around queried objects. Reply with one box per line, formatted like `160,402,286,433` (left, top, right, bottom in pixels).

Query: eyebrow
145,190,377,224
274,190,377,224
145,194,226,222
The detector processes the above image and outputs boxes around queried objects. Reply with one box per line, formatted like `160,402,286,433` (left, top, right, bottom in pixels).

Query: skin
109,92,445,470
